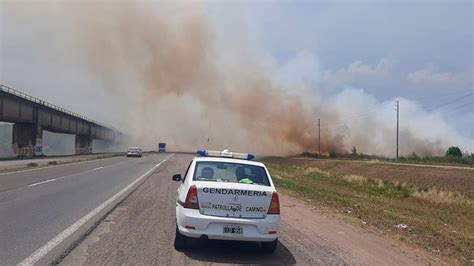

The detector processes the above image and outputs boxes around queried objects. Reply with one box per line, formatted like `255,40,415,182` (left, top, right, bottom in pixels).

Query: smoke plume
1,1,472,156
66,1,346,155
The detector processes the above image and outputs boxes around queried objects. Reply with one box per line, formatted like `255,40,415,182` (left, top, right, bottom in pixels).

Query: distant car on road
172,149,280,253
126,147,142,157
158,143,166,152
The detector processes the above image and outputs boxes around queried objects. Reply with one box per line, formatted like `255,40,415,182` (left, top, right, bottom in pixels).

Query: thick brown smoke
71,1,344,155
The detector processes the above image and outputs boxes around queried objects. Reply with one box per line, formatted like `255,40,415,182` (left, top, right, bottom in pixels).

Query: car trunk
196,182,273,219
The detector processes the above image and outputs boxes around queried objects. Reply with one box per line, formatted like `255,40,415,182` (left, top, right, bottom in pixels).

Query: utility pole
317,118,321,155
395,101,399,159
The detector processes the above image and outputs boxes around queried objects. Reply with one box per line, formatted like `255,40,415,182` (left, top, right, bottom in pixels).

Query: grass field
263,157,473,264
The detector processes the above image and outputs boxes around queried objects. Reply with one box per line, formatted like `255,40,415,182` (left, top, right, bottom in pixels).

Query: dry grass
303,167,331,177
412,188,471,205
342,174,368,183
344,173,472,206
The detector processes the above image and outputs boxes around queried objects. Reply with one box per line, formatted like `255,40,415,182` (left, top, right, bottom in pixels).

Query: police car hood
195,181,274,219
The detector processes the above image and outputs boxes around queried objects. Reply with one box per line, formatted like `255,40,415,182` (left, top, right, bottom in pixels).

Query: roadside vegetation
301,146,474,167
264,160,473,264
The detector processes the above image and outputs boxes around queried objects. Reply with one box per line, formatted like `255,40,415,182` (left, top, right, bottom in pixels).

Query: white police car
172,149,281,253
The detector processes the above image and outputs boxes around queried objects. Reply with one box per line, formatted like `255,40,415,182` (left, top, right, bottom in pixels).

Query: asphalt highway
0,153,170,265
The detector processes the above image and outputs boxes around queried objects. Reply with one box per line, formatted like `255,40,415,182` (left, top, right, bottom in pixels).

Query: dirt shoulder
62,154,446,265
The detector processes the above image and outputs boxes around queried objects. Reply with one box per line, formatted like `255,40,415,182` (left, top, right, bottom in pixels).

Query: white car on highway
172,149,281,253
126,147,142,157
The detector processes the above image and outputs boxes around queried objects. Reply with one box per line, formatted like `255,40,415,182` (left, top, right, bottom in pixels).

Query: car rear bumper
176,205,279,242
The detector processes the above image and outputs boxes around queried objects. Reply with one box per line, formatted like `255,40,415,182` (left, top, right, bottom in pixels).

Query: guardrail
1,84,105,127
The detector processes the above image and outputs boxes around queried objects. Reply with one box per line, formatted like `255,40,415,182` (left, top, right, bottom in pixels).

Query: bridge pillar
12,123,43,157
75,134,92,154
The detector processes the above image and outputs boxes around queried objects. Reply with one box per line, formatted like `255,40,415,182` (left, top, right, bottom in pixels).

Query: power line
320,94,470,129
413,90,473,105
426,92,474,112
315,93,472,158
444,101,474,113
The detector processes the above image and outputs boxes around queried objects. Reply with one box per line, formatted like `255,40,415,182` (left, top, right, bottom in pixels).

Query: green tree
446,146,462,157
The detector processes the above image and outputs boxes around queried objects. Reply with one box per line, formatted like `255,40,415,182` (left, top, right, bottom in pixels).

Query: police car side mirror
172,174,182,182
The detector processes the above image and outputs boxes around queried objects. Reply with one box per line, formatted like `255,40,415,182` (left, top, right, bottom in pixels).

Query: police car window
193,162,270,186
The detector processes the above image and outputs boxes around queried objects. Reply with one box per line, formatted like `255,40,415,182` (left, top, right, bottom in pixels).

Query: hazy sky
208,0,473,137
1,0,473,151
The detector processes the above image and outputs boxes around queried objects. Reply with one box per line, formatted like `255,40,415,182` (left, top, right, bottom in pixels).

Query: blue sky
208,0,472,95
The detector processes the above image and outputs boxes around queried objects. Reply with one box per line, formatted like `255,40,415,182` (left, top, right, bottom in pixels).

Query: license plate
223,225,243,235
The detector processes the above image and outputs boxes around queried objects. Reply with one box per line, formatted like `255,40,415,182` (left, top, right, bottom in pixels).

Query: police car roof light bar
196,149,254,160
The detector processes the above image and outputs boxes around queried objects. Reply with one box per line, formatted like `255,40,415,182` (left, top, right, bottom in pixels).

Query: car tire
261,238,278,254
174,226,187,251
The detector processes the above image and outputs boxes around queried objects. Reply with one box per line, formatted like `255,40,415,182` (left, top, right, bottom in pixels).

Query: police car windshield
193,161,270,186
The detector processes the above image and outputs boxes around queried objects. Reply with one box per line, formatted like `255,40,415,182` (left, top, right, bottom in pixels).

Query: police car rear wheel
261,239,278,253
174,226,187,251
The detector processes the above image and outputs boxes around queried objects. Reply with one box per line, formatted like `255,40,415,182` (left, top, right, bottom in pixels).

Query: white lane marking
0,156,127,176
19,154,174,266
27,179,57,187
0,156,147,195
92,167,104,171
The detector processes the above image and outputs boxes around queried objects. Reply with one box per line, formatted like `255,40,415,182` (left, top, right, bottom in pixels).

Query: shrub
408,152,420,160
301,152,320,158
446,146,462,157
351,146,357,155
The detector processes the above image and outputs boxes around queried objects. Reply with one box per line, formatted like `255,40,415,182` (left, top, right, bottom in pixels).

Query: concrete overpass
0,84,120,157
